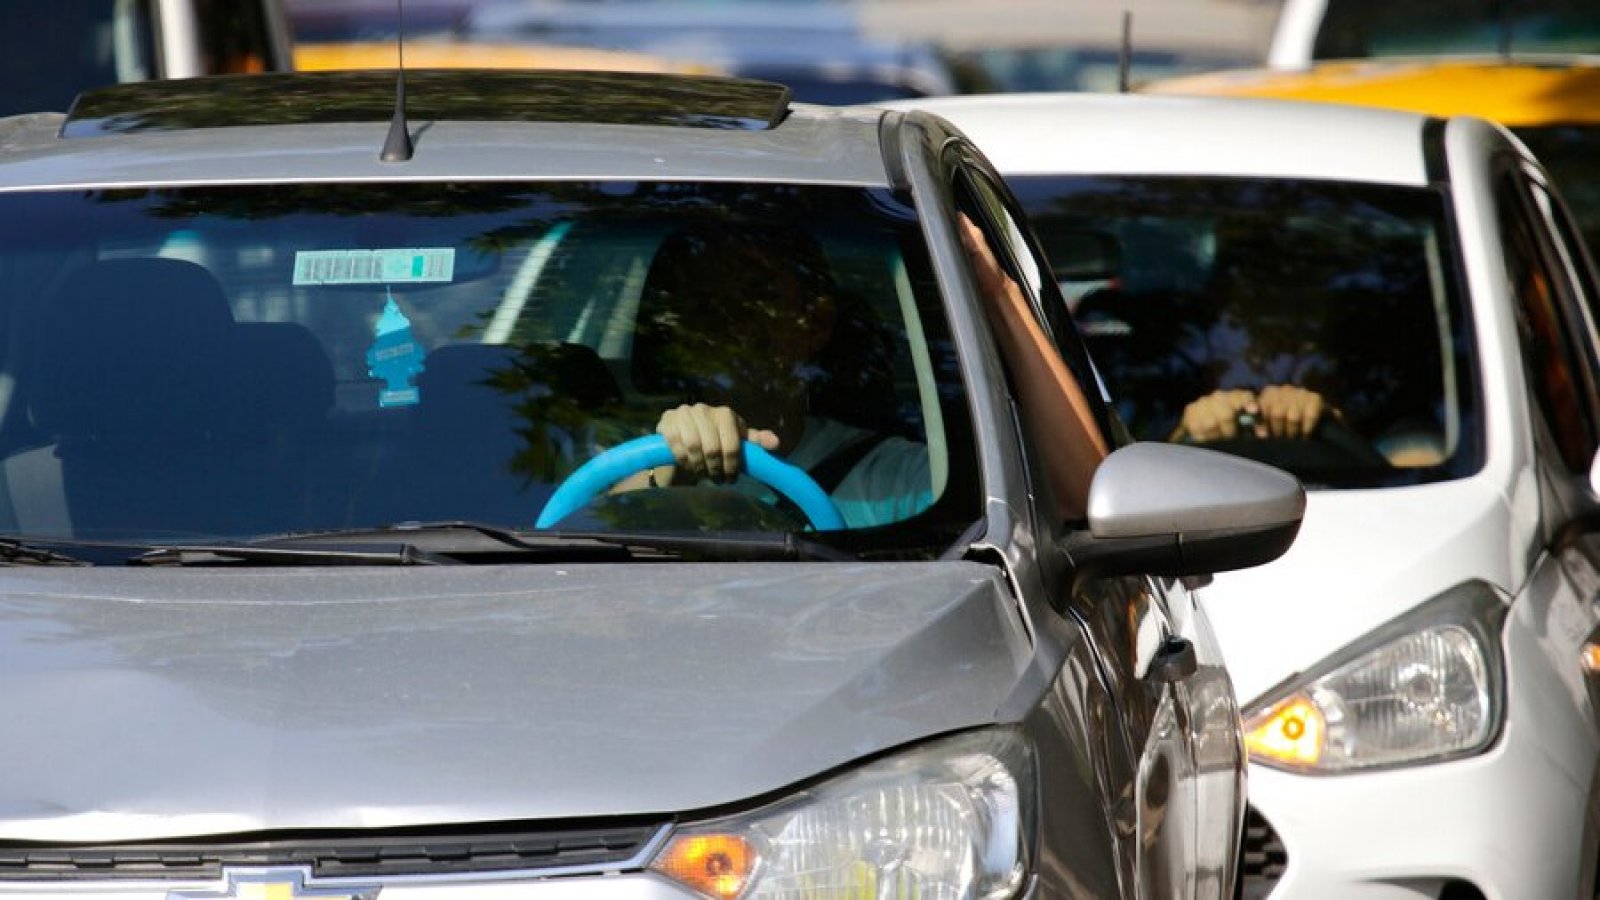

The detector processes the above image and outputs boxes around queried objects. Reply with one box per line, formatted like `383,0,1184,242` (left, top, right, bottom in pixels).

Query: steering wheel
1195,409,1391,472
535,434,846,531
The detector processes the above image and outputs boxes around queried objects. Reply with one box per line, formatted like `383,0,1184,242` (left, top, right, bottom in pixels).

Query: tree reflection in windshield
0,182,976,546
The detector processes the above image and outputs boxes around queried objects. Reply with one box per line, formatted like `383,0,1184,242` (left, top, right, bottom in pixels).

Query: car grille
0,821,665,881
1237,805,1288,900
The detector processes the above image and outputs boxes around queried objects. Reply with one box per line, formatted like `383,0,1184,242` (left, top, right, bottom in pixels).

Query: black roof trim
1422,117,1450,185
62,70,793,138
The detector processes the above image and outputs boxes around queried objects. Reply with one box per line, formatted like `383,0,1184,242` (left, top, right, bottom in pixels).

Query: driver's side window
1496,166,1600,471
952,164,1112,524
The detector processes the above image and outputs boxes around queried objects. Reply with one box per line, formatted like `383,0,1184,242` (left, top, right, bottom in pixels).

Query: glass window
194,0,276,73
0,0,155,116
0,182,977,551
1011,175,1483,489
958,170,1118,441
1313,0,1600,59
1513,125,1600,267
1496,170,1600,471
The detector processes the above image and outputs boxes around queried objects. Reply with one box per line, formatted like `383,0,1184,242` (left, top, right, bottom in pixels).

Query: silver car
0,70,1301,899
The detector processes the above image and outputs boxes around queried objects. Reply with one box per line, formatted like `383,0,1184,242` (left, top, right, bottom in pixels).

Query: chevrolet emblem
168,867,379,900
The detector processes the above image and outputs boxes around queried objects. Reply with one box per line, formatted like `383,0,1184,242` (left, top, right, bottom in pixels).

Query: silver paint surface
0,107,892,194
0,561,1032,842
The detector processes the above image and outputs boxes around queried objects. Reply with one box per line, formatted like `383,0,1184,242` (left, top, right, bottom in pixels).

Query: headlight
649,729,1035,899
1244,581,1507,774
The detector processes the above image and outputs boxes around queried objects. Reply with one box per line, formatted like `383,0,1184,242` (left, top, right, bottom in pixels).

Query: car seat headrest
31,257,238,439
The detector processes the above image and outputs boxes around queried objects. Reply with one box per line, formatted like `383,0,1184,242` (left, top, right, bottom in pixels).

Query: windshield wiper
0,537,92,567
131,541,447,567
548,528,856,562
188,521,855,564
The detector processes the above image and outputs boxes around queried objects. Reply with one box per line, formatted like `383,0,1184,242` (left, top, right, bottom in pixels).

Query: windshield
1314,0,1600,59
1012,175,1483,489
0,0,155,116
0,182,976,552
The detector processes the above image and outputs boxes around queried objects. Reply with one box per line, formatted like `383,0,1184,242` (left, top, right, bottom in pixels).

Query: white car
1268,0,1600,69
892,93,1600,899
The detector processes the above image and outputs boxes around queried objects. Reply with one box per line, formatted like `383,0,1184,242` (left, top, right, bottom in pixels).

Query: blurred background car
288,0,718,73
460,0,965,102
1269,0,1600,69
866,0,1275,93
294,35,715,72
895,90,1600,900
285,0,475,42
0,0,293,116
275,0,1286,99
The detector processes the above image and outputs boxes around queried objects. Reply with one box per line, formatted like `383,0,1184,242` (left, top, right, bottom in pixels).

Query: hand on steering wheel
534,434,845,531
1175,385,1389,470
1178,385,1328,442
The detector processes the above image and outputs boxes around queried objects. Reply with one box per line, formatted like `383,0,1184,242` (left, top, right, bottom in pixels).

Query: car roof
0,70,893,191
891,92,1436,186
1148,57,1600,127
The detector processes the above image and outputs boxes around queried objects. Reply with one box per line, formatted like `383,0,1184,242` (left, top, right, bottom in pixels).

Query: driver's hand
1256,384,1325,440
655,403,780,484
1179,389,1259,442
1177,386,1328,442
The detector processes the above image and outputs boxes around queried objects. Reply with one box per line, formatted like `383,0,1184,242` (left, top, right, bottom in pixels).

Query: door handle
1148,636,1198,684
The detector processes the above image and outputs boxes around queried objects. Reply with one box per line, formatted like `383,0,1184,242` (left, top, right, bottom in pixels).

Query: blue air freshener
367,291,425,408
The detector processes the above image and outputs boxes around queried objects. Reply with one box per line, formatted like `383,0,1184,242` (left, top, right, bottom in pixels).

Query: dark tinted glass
195,0,276,73
1012,175,1482,489
1496,171,1599,470
1512,125,1600,263
1314,0,1600,58
0,183,975,550
0,0,154,116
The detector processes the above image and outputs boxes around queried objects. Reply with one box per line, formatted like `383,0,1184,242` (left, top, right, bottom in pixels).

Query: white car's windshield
1012,175,1482,489
0,182,978,549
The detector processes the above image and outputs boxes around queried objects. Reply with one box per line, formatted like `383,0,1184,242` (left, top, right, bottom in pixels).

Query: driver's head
632,221,838,408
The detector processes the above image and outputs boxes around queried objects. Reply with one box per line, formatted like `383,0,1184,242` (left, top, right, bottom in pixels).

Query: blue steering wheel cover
535,434,846,531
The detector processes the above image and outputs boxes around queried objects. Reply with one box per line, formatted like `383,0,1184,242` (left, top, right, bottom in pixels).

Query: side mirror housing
1062,442,1305,578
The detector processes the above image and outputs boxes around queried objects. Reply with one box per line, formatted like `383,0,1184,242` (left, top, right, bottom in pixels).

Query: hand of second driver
1178,385,1327,442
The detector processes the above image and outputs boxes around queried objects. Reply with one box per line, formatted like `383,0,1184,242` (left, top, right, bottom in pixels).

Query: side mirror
1063,442,1305,578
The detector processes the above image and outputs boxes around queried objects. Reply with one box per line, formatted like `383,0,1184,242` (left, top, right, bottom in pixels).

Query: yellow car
294,40,716,75
1150,58,1600,256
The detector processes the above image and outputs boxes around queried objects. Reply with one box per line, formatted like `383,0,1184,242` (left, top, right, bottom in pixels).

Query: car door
950,153,1223,898
1491,150,1600,895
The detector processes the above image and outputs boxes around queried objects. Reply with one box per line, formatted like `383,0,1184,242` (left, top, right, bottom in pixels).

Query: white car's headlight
1245,581,1507,773
648,729,1035,899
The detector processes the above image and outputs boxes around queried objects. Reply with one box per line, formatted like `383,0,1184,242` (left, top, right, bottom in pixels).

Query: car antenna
1118,11,1133,93
1495,0,1512,60
380,0,414,162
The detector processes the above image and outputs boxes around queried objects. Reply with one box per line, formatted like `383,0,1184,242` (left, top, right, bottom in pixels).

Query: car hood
0,561,1032,842
1200,475,1524,705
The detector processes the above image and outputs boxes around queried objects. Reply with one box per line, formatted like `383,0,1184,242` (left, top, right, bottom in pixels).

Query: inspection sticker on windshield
293,248,455,285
